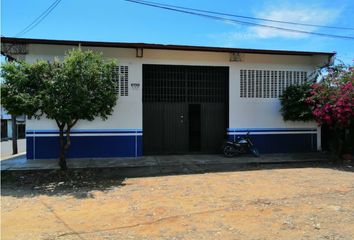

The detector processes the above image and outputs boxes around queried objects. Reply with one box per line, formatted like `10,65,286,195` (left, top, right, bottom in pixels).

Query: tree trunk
57,120,77,170
65,127,72,151
59,126,67,170
11,115,18,155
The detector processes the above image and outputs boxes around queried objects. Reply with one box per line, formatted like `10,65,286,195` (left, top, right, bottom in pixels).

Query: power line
132,0,354,31
125,0,354,40
15,0,62,37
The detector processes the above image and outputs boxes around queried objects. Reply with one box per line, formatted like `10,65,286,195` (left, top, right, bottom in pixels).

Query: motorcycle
223,132,260,158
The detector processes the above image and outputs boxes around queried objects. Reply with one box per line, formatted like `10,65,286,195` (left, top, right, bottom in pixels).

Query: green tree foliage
279,83,313,122
1,61,43,154
1,61,41,117
39,49,118,170
1,49,118,170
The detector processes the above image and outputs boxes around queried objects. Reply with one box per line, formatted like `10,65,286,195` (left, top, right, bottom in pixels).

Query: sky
1,0,354,64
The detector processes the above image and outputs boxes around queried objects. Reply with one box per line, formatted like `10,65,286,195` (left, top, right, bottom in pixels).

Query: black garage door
143,64,229,155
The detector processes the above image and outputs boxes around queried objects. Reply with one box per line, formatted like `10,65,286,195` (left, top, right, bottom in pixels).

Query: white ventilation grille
247,70,255,98
294,71,300,85
264,70,270,98
286,71,293,87
255,70,262,98
113,66,129,96
300,71,306,85
271,70,277,98
240,70,307,98
278,71,286,96
240,70,247,98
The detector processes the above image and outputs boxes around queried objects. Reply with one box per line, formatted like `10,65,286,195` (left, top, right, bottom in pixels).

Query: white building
1,37,335,160
1,105,26,140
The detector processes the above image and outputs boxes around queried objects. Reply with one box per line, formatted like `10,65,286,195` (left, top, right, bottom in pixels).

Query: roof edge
1,37,336,57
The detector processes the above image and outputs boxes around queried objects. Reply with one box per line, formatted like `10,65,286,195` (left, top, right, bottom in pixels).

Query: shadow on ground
1,161,353,199
1,169,126,199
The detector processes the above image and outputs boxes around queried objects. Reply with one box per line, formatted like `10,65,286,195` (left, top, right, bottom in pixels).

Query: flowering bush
306,64,354,128
306,64,354,156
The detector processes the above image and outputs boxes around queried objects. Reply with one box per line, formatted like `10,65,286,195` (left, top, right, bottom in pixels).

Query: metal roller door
143,64,228,155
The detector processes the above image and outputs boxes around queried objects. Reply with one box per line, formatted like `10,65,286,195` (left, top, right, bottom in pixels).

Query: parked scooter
223,132,260,157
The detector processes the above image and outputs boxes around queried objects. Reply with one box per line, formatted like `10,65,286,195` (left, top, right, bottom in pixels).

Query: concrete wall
1,139,26,158
25,44,328,158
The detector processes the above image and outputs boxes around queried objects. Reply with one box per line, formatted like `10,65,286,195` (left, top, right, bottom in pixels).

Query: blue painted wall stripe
27,128,318,159
227,128,317,132
27,135,142,159
227,133,317,153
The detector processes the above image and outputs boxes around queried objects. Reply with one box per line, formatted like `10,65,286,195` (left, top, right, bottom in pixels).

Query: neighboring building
1,37,335,160
0,105,26,141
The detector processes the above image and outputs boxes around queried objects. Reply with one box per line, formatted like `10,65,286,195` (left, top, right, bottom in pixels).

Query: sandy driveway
1,166,354,239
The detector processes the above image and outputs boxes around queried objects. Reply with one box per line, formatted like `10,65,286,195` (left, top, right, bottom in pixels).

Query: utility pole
6,56,18,155
11,115,18,155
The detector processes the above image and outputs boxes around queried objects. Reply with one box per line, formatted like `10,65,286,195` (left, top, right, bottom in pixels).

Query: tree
306,64,354,156
2,49,118,169
279,83,313,122
1,61,42,154
38,49,118,170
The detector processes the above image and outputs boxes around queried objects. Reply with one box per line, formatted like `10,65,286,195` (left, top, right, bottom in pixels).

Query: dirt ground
1,165,354,240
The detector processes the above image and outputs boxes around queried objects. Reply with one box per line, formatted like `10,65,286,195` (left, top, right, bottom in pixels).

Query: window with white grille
240,70,247,98
247,70,255,98
300,71,306,85
294,71,300,85
263,70,270,98
113,66,129,96
286,71,293,87
271,70,277,98
278,71,286,96
240,70,307,98
255,70,262,98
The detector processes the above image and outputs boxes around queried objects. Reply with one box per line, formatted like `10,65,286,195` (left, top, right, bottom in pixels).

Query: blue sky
1,0,354,64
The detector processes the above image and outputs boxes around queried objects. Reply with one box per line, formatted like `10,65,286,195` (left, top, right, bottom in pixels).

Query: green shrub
279,83,313,122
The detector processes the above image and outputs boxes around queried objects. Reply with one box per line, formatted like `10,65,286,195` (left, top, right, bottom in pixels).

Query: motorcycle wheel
223,145,237,158
250,147,260,157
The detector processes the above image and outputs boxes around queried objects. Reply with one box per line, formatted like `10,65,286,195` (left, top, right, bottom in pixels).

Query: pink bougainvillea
306,65,354,128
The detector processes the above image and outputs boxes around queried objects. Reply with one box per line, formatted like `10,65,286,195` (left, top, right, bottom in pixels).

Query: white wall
25,44,328,140
229,63,315,129
26,44,143,131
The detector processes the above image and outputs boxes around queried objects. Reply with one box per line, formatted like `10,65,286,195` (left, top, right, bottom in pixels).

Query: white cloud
250,8,342,39
211,5,342,42
222,19,237,26
208,31,258,47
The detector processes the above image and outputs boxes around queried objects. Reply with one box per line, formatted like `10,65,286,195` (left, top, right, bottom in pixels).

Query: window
294,71,300,85
240,69,307,98
278,71,286,96
119,66,129,96
263,70,270,98
240,70,247,98
255,70,262,98
300,71,307,85
247,70,255,98
113,66,129,96
271,71,277,98
143,65,228,103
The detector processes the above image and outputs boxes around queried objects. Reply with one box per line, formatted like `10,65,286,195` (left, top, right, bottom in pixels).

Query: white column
317,126,321,151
